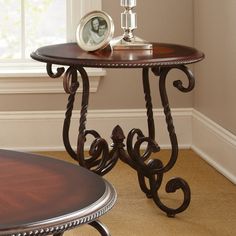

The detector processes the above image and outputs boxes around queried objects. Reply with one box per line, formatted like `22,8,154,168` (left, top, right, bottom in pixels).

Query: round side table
0,149,116,236
31,42,204,217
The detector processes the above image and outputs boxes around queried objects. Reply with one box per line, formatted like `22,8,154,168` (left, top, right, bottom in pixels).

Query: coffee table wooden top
31,42,204,68
0,149,116,236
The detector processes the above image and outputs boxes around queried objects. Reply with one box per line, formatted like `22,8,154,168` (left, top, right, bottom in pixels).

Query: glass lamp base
111,36,153,50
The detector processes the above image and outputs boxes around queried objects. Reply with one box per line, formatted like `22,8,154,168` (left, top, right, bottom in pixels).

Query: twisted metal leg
119,67,193,217
151,65,194,216
62,66,120,176
89,220,111,236
62,67,79,161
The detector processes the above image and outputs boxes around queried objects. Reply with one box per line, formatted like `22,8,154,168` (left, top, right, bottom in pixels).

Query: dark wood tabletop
31,42,204,68
0,149,116,236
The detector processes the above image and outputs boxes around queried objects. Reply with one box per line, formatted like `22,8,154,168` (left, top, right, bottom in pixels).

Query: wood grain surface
0,149,105,229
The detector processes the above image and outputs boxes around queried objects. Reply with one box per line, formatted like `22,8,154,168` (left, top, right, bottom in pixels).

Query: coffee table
0,149,116,236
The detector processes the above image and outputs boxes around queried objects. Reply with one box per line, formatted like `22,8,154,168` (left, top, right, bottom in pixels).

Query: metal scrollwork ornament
46,63,65,78
47,62,194,216
63,67,80,95
115,66,194,216
62,66,120,176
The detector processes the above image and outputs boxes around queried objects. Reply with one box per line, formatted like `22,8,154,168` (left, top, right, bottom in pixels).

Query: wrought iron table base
46,63,193,217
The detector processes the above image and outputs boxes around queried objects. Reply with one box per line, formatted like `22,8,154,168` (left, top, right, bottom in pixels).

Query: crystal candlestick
111,0,152,50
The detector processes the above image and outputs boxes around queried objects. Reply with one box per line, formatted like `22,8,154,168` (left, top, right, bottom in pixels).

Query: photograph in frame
76,11,114,52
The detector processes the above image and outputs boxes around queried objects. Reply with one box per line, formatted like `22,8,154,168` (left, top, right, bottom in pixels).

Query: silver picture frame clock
111,0,152,50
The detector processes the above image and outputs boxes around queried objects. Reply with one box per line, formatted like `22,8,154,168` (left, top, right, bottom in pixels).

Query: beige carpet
36,150,236,236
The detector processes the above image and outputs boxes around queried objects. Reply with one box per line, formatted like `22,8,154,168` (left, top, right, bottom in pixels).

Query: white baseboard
0,108,235,184
192,110,236,184
0,108,192,151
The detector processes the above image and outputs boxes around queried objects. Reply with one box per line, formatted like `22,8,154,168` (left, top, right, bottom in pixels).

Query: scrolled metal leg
46,64,79,162
123,68,163,198
89,220,111,236
121,66,193,217
62,66,119,176
145,65,194,217
62,66,80,162
135,68,161,197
